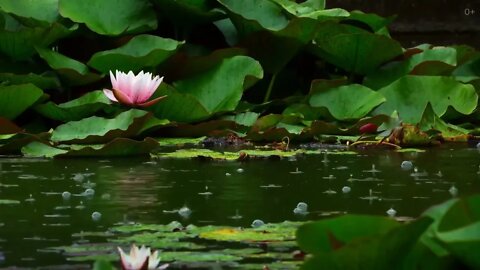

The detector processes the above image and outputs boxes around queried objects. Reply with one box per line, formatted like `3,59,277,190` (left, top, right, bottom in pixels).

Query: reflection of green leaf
35,91,111,122
0,84,43,120
375,76,478,124
88,35,184,74
51,109,150,143
309,84,385,120
58,0,157,36
310,22,403,75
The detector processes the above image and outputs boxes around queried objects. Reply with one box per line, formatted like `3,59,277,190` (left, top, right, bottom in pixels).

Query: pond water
1,146,479,268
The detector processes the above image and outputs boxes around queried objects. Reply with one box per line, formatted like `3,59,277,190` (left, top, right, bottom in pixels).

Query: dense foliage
0,0,479,156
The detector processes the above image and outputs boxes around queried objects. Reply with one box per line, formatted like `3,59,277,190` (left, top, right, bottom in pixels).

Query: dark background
329,0,480,48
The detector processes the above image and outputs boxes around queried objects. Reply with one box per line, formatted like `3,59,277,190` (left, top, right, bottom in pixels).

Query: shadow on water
0,146,479,267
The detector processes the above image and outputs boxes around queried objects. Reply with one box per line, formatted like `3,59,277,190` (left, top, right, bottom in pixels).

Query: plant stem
263,73,277,103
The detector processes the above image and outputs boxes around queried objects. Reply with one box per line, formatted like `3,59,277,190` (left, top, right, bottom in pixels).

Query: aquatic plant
118,244,168,270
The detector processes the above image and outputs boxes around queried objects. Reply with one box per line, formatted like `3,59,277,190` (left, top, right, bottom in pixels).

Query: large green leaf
50,109,150,143
0,0,59,25
218,0,289,33
152,0,225,27
151,56,263,122
88,35,184,74
0,72,60,90
58,0,157,36
310,22,403,75
309,84,385,120
35,90,111,122
0,20,75,60
297,215,399,254
374,76,478,124
0,83,43,119
36,47,102,86
365,46,458,89
300,217,432,270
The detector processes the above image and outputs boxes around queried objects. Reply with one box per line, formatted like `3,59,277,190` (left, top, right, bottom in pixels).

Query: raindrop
75,201,85,210
62,191,71,200
198,186,213,196
386,207,397,217
84,188,95,196
323,189,337,195
363,164,380,173
477,142,480,149
91,211,102,221
321,152,329,164
72,174,84,182
342,186,351,193
449,185,458,197
289,167,303,174
400,161,413,171
322,175,336,180
225,173,231,176
237,168,244,173
25,194,35,203
251,219,265,228
101,193,111,200
178,206,192,218
229,209,243,220
435,171,443,178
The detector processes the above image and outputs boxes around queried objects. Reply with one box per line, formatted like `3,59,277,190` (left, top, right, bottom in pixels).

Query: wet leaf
35,91,111,122
58,0,157,36
36,47,101,86
309,84,385,120
51,109,150,143
0,83,43,120
375,76,478,124
310,22,403,75
88,35,184,74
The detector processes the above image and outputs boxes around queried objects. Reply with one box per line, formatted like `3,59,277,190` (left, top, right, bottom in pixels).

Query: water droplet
436,171,443,177
62,191,71,200
84,188,95,196
25,194,35,203
229,209,243,220
236,168,244,173
477,142,480,149
342,186,351,193
386,207,397,217
296,202,308,212
251,219,265,228
290,167,303,174
449,185,458,197
178,206,192,218
198,186,213,196
72,173,84,182
75,201,85,210
91,211,101,221
323,189,337,195
400,161,413,171
225,172,231,176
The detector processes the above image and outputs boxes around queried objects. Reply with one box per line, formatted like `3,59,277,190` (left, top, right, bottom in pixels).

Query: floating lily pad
158,137,206,147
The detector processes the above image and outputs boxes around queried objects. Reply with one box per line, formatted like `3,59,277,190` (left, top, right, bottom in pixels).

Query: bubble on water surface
236,168,244,173
72,173,85,182
91,211,102,221
386,207,397,217
342,186,351,193
75,201,85,210
449,185,458,197
400,161,413,171
477,142,480,149
84,188,95,196
101,193,111,200
296,202,308,212
251,219,265,228
178,206,192,218
62,191,71,200
225,173,231,176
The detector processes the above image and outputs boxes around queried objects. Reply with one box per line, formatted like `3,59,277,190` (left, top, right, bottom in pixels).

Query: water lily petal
103,89,118,102
112,87,134,105
137,95,167,108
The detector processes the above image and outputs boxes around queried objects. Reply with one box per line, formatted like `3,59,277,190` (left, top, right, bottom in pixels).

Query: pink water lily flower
118,244,169,270
103,70,166,107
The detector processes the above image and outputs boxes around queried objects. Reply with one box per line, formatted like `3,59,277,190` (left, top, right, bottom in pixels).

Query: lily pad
36,47,102,86
310,22,403,75
0,0,59,25
88,35,184,74
50,109,150,143
0,83,43,120
309,84,385,120
0,72,61,90
35,90,111,122
58,0,157,36
374,75,478,124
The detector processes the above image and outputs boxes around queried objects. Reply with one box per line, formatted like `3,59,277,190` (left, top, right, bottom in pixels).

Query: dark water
1,146,480,268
